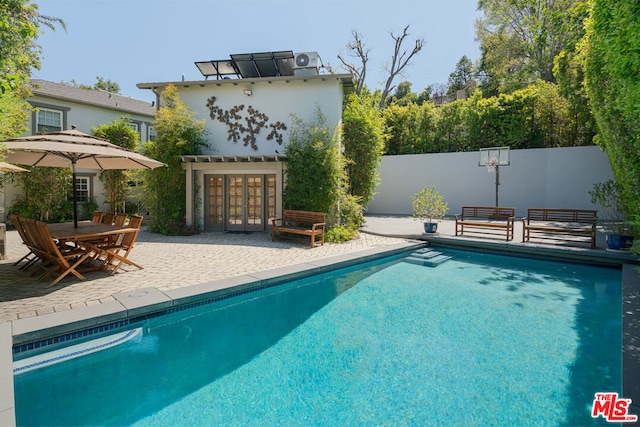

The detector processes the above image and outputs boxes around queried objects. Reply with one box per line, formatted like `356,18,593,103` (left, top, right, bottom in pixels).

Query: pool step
13,328,143,375
404,248,452,267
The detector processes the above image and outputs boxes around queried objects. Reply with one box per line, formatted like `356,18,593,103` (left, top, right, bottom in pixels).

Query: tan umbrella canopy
0,161,29,172
2,128,165,227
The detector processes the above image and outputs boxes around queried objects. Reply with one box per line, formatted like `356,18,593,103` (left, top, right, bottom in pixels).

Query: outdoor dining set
0,127,166,287
11,212,144,287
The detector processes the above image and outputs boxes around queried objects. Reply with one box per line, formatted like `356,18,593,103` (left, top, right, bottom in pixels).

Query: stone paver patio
0,223,410,323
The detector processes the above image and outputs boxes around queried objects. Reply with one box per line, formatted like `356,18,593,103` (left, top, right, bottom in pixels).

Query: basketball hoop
478,146,510,207
485,160,498,173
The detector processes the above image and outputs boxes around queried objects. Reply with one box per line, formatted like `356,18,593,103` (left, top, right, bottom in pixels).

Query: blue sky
33,0,481,103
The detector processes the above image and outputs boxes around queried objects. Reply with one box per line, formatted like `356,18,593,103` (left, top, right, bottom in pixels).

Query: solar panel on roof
194,60,240,79
196,51,295,79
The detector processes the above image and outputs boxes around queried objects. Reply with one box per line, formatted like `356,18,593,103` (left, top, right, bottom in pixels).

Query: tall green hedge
585,0,640,228
383,81,594,154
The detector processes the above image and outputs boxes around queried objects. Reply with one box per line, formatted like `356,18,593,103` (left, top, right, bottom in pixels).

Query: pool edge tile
163,275,259,306
247,263,319,284
113,287,172,317
11,301,128,347
0,322,16,426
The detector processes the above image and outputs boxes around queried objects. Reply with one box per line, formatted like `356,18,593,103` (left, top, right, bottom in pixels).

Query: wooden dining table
47,220,136,243
46,220,139,272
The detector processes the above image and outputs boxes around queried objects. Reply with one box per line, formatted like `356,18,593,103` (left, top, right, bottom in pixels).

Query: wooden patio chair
103,213,116,225
91,211,105,223
92,215,144,275
114,213,128,227
35,221,94,287
11,215,39,270
20,218,56,277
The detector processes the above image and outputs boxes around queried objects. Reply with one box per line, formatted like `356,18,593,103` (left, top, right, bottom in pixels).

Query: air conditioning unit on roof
294,52,318,68
293,52,319,75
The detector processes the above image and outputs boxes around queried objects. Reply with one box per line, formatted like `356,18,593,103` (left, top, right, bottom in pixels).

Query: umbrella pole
72,163,78,228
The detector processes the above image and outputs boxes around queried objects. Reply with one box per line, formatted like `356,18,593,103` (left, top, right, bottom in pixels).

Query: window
36,108,62,133
148,126,156,142
74,176,91,202
127,121,142,141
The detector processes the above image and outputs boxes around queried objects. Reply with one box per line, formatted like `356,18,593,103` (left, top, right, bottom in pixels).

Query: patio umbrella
0,161,29,172
1,128,165,227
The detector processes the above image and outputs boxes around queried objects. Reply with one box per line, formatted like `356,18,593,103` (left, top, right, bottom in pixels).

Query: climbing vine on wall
206,96,287,150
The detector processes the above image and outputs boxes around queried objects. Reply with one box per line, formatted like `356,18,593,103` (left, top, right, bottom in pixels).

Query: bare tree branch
379,25,425,108
337,30,370,95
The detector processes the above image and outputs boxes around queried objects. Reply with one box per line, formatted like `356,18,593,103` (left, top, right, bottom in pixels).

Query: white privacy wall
366,146,615,218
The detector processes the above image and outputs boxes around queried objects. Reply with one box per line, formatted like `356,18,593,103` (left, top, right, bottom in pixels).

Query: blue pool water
13,248,621,426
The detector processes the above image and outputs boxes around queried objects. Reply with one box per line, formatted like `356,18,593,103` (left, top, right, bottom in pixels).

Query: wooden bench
522,208,597,248
455,206,516,241
271,210,326,248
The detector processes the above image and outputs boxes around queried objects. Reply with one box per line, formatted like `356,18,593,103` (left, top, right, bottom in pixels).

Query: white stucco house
1,79,156,222
138,50,353,232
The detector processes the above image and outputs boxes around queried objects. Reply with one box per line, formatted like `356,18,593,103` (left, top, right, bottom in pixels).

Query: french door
205,174,275,232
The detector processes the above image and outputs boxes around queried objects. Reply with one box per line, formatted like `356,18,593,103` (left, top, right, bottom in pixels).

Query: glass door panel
246,175,263,231
206,175,224,230
267,175,276,223
227,176,244,230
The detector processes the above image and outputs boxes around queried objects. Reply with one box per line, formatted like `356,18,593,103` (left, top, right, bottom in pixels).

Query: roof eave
137,73,354,92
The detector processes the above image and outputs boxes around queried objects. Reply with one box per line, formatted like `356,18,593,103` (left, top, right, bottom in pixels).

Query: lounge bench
455,206,516,241
271,210,326,248
522,208,597,248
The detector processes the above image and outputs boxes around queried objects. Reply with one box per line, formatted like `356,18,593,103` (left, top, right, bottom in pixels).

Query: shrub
326,224,359,243
143,85,207,235
283,108,344,219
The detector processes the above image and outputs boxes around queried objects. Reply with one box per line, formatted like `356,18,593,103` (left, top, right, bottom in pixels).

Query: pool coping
0,241,423,426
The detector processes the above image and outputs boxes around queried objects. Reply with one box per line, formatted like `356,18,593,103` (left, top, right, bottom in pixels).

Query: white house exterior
1,79,156,222
138,64,353,232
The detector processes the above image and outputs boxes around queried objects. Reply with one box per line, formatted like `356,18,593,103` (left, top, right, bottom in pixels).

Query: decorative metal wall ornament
206,96,287,150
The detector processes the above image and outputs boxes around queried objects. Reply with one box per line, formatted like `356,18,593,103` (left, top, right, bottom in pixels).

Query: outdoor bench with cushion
455,206,516,241
271,210,326,248
522,208,597,248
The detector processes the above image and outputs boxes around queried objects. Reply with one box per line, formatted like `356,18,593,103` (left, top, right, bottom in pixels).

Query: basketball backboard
478,146,510,167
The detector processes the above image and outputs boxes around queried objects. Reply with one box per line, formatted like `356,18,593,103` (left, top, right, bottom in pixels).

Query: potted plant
589,180,635,250
412,185,448,233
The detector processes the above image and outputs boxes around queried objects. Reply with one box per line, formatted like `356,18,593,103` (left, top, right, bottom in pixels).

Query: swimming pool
13,247,621,426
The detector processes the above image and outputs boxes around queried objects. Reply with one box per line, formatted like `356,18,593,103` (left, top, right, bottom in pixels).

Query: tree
379,25,424,108
92,118,140,213
415,86,433,104
447,55,476,96
94,76,120,94
338,25,424,107
0,0,64,95
144,85,207,234
338,30,370,96
385,81,417,106
476,0,582,94
0,88,31,141
63,77,121,93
